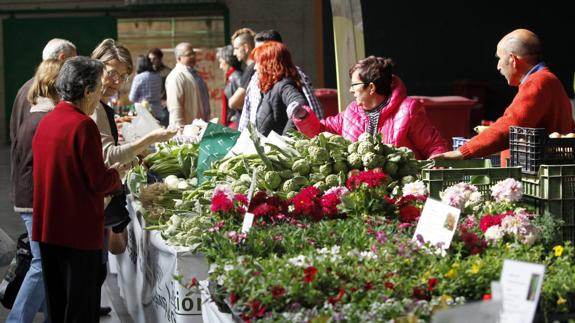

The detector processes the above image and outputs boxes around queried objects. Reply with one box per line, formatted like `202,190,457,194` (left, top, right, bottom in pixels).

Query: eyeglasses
350,82,366,89
104,68,130,83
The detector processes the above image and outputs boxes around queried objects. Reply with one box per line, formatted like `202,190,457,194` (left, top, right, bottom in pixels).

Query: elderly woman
217,44,242,128
291,56,448,159
32,56,124,323
9,58,62,323
238,41,306,136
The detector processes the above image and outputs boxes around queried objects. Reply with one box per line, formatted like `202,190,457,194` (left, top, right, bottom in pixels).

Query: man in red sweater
431,29,574,164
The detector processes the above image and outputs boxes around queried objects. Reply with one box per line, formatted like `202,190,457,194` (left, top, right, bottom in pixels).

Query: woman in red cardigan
32,56,126,323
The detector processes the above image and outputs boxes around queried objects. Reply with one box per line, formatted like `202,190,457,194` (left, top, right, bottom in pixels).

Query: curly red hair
251,41,301,93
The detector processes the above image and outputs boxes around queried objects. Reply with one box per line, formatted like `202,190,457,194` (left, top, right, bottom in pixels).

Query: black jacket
256,78,306,136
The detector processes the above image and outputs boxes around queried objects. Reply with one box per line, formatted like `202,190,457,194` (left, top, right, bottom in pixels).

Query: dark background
323,1,575,121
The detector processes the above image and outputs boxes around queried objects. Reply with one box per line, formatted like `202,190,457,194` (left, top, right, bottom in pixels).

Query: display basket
509,126,575,174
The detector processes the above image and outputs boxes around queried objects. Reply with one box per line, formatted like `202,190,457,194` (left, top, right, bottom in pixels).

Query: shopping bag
0,232,32,309
196,123,240,184
122,103,162,142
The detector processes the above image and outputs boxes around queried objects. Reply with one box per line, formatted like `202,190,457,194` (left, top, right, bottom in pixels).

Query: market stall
114,123,575,322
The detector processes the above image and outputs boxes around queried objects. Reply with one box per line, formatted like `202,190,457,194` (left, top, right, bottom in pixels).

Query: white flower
358,251,378,261
491,178,522,202
288,255,307,267
223,264,234,272
402,180,428,197
484,225,504,241
500,215,524,235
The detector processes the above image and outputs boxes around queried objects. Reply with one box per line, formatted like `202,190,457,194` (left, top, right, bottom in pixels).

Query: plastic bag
0,232,31,309
122,103,162,142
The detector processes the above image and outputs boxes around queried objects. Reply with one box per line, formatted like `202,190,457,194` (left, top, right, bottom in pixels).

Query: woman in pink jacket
290,56,447,159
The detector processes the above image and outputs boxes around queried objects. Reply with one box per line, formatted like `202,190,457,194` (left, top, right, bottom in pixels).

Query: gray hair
56,56,104,103
174,42,193,60
42,38,76,60
216,45,240,69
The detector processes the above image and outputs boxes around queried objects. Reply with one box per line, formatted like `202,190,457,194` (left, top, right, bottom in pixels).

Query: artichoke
292,159,311,176
265,171,282,190
347,153,363,169
325,174,340,187
357,141,375,155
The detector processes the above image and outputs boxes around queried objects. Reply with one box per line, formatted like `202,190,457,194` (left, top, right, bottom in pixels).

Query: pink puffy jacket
294,76,448,160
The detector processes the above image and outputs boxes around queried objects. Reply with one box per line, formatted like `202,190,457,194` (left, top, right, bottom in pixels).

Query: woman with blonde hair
8,58,63,323
90,38,176,316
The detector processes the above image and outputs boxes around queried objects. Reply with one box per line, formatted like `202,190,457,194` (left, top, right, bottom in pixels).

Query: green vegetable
292,159,311,176
357,141,374,155
347,141,359,154
265,171,282,190
308,146,330,164
325,174,339,187
347,153,363,169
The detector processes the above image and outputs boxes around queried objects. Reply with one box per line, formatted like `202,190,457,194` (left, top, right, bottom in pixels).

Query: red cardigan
32,101,121,250
460,68,574,163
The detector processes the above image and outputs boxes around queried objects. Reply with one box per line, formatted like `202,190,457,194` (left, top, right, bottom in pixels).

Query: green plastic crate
422,165,522,199
521,164,575,200
523,196,575,244
428,159,493,169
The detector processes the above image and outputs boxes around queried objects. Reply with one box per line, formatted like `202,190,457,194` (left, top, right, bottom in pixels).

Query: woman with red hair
238,41,306,136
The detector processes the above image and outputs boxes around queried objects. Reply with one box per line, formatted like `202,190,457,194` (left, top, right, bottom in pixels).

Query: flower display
491,178,522,203
440,182,482,212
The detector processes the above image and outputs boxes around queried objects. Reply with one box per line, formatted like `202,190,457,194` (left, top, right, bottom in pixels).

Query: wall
222,0,321,87
361,1,575,120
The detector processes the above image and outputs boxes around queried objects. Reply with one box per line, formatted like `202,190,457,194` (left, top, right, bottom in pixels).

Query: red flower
248,299,266,318
384,281,395,290
483,294,492,301
211,191,234,213
235,193,248,205
412,286,429,300
292,186,323,220
399,205,421,223
321,192,341,218
427,277,438,291
364,282,374,290
187,276,198,288
230,291,237,306
303,266,318,283
460,229,487,255
328,287,345,304
479,214,505,232
271,286,285,298
346,170,388,190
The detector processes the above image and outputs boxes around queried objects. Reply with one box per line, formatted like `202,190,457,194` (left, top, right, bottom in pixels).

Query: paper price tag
241,212,255,234
412,198,461,252
499,259,545,323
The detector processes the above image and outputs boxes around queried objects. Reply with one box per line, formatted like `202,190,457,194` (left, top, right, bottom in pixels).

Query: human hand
429,150,464,160
110,162,131,178
287,102,308,120
148,127,178,143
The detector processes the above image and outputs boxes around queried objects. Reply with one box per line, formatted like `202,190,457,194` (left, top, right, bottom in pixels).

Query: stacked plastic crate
509,126,575,244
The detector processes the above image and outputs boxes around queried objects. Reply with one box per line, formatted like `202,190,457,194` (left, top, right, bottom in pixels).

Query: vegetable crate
422,160,521,199
452,137,501,167
523,196,575,244
521,164,575,244
509,126,575,174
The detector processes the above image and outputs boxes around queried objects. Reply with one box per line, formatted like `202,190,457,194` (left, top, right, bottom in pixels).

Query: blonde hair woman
9,58,63,323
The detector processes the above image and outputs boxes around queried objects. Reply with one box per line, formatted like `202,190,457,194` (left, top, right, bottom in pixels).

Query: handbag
105,188,131,232
0,232,32,309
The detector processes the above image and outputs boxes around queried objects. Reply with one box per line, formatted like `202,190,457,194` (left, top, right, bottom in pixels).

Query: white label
241,212,255,234
500,259,545,323
413,198,461,252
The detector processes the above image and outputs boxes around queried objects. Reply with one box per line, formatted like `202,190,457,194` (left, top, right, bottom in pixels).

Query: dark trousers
39,242,102,323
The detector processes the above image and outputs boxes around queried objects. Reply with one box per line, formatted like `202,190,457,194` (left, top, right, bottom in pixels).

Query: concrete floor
0,144,133,323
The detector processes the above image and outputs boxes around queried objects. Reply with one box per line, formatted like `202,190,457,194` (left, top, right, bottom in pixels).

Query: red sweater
460,68,574,163
32,101,121,250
